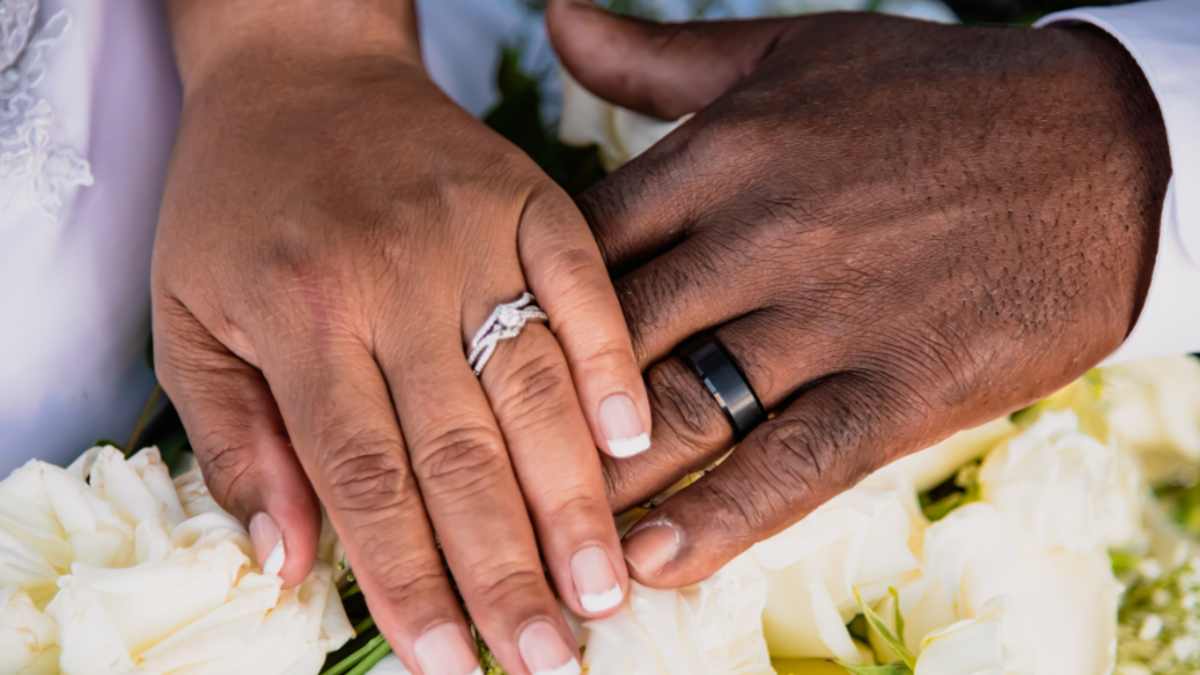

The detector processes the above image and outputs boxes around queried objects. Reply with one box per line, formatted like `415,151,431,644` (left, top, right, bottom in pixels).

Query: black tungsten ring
677,334,766,440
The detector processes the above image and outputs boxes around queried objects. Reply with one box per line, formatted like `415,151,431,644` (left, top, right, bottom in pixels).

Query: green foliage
918,460,982,521
835,663,913,675
852,588,917,669
482,49,606,196
1116,558,1200,674
475,626,508,675
1154,479,1200,540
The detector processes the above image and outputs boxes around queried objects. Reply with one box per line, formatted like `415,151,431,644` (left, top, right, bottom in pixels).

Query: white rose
559,71,686,172
578,553,773,675
872,503,1022,662
0,585,59,674
751,469,922,661
979,410,1129,553
1011,548,1119,675
0,447,353,674
890,417,1017,492
0,458,136,604
1102,356,1200,482
913,595,1033,675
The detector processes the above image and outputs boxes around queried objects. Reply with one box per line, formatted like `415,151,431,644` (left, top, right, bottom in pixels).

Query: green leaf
93,439,124,453
482,49,606,196
834,662,914,675
853,588,917,669
889,587,905,646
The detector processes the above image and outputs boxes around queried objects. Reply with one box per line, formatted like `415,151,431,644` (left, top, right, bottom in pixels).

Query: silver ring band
468,292,548,376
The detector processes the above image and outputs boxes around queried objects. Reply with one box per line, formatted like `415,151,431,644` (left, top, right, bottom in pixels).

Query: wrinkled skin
548,2,1171,586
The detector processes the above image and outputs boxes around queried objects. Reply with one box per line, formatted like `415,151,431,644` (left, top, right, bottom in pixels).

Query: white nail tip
467,669,485,675
533,660,582,675
607,433,650,458
580,584,623,613
263,541,285,577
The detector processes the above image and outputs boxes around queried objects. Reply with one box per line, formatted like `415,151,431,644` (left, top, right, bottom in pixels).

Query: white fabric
1037,1,1200,363
0,0,179,476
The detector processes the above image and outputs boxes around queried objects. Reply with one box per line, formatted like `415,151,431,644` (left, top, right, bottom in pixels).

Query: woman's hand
155,2,649,674
547,2,1170,587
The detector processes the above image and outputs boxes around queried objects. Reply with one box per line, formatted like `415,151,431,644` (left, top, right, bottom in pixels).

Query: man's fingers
152,297,320,588
603,312,845,512
481,324,628,620
520,187,651,458
382,335,581,675
259,338,477,675
545,0,789,120
621,372,912,588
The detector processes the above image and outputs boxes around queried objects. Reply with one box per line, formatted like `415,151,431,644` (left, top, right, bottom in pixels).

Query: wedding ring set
471,294,766,439
467,292,548,376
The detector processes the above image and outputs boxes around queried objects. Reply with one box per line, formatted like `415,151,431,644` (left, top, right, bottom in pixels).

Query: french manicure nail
599,394,649,458
415,623,483,675
571,547,622,613
623,523,679,578
249,512,285,577
519,621,581,675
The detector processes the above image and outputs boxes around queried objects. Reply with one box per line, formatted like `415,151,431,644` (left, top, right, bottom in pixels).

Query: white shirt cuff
1036,1,1200,363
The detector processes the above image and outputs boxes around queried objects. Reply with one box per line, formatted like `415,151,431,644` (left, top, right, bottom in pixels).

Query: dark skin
546,1,1171,587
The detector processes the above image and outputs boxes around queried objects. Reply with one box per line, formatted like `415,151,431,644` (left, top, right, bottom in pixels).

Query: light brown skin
155,2,651,674
546,1,1171,587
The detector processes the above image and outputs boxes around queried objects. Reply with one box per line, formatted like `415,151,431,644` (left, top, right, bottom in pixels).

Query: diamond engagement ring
468,292,548,376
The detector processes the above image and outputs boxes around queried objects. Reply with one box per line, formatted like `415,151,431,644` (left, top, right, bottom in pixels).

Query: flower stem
321,634,388,675
126,384,162,455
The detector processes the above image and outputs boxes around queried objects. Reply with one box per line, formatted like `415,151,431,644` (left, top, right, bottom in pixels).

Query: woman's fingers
380,333,582,675
481,324,628,619
152,295,320,588
622,372,911,588
257,336,477,675
519,188,651,459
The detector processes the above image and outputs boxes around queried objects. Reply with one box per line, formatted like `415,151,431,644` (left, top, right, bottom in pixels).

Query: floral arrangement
0,446,354,674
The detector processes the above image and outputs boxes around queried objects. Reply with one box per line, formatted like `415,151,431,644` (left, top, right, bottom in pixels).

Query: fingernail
249,512,285,577
519,621,581,675
599,394,649,458
415,624,482,675
623,523,679,578
571,547,622,613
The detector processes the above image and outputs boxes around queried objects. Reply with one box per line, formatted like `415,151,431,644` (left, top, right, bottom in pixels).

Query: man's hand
155,2,651,674
548,1,1171,587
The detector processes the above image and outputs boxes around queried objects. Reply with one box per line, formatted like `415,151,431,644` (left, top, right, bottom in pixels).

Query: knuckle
488,337,575,427
322,433,411,514
363,558,451,610
692,475,778,545
195,440,256,513
412,425,509,500
647,359,730,449
462,559,548,611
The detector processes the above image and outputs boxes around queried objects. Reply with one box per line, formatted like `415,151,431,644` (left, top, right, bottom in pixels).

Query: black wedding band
677,334,766,440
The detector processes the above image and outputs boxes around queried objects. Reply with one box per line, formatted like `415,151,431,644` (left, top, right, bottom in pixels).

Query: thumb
153,295,321,589
546,0,790,120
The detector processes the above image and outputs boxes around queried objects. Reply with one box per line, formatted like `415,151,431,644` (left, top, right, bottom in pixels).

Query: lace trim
0,1,94,222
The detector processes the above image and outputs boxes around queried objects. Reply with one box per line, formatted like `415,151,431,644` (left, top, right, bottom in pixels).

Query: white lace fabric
0,0,93,221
